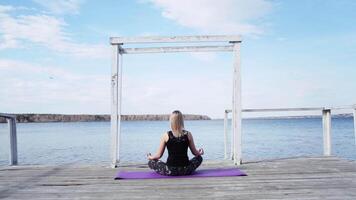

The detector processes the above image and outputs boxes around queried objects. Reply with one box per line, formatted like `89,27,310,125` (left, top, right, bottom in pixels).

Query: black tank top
166,130,190,167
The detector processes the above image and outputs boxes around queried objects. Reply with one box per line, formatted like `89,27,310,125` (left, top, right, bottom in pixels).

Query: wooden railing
1,105,355,166
0,113,17,165
224,105,356,160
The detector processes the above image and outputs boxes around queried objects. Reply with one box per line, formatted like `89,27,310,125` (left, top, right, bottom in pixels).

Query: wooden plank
110,45,119,168
232,42,242,165
1,157,356,199
110,35,241,44
121,45,234,54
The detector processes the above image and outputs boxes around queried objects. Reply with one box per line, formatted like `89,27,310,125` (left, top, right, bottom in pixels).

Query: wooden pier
1,156,356,199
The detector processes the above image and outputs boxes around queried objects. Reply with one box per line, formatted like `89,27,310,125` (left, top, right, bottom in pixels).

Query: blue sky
0,0,355,118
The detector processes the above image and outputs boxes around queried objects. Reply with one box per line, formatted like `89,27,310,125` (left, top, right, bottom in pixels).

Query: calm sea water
0,118,355,166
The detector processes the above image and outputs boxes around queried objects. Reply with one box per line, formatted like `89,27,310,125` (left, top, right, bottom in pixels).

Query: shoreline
0,114,211,123
0,113,352,123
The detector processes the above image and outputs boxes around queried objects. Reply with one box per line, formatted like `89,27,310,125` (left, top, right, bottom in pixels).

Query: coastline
0,114,211,123
0,113,353,123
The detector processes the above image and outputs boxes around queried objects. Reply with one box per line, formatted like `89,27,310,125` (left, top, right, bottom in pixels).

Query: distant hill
0,114,211,123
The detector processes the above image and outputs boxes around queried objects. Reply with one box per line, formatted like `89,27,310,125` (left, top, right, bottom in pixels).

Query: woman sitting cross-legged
147,110,204,176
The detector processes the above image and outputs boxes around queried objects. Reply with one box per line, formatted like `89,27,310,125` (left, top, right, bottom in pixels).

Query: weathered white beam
232,42,242,165
223,111,228,159
7,118,17,165
225,107,324,113
329,105,356,110
353,107,356,145
243,107,324,112
121,45,234,54
0,113,16,118
322,109,332,156
111,35,241,44
111,44,119,168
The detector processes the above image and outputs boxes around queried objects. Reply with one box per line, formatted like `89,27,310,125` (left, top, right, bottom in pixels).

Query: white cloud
0,58,232,117
33,0,84,15
0,5,14,12
0,59,109,114
0,4,108,58
0,58,345,118
0,59,79,79
149,0,272,35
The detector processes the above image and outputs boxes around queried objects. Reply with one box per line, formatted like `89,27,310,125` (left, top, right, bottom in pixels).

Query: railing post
231,41,242,165
111,44,122,168
7,118,18,165
230,119,234,160
118,48,123,167
322,108,332,156
223,110,228,159
353,106,356,145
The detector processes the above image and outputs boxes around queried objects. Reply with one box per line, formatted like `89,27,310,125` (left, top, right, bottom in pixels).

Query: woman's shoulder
182,130,191,136
162,131,170,141
166,130,191,138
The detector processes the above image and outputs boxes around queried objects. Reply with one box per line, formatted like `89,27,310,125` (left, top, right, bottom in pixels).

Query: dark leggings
148,156,203,176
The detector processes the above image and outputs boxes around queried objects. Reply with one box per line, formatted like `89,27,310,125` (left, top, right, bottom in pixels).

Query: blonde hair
170,110,184,136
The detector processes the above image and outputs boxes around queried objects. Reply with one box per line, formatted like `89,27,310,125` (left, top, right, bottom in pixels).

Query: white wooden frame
110,35,242,167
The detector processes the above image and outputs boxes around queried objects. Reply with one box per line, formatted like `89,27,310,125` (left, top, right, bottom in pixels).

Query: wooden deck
1,156,356,199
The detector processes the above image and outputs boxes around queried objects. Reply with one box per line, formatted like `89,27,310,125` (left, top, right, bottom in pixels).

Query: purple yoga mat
115,168,247,180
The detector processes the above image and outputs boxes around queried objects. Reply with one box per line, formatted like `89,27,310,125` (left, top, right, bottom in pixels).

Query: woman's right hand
146,153,153,160
198,148,204,156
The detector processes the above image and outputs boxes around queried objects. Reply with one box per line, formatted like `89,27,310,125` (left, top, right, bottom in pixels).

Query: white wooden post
231,74,236,161
111,44,122,168
118,49,123,166
232,41,242,165
353,107,356,145
7,118,17,165
223,110,228,159
322,109,332,156
229,110,234,160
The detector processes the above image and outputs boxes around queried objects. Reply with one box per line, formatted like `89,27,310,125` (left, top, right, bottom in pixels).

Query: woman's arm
187,132,204,156
147,133,168,160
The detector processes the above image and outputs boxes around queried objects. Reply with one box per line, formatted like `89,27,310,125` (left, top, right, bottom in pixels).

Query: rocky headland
0,114,211,123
